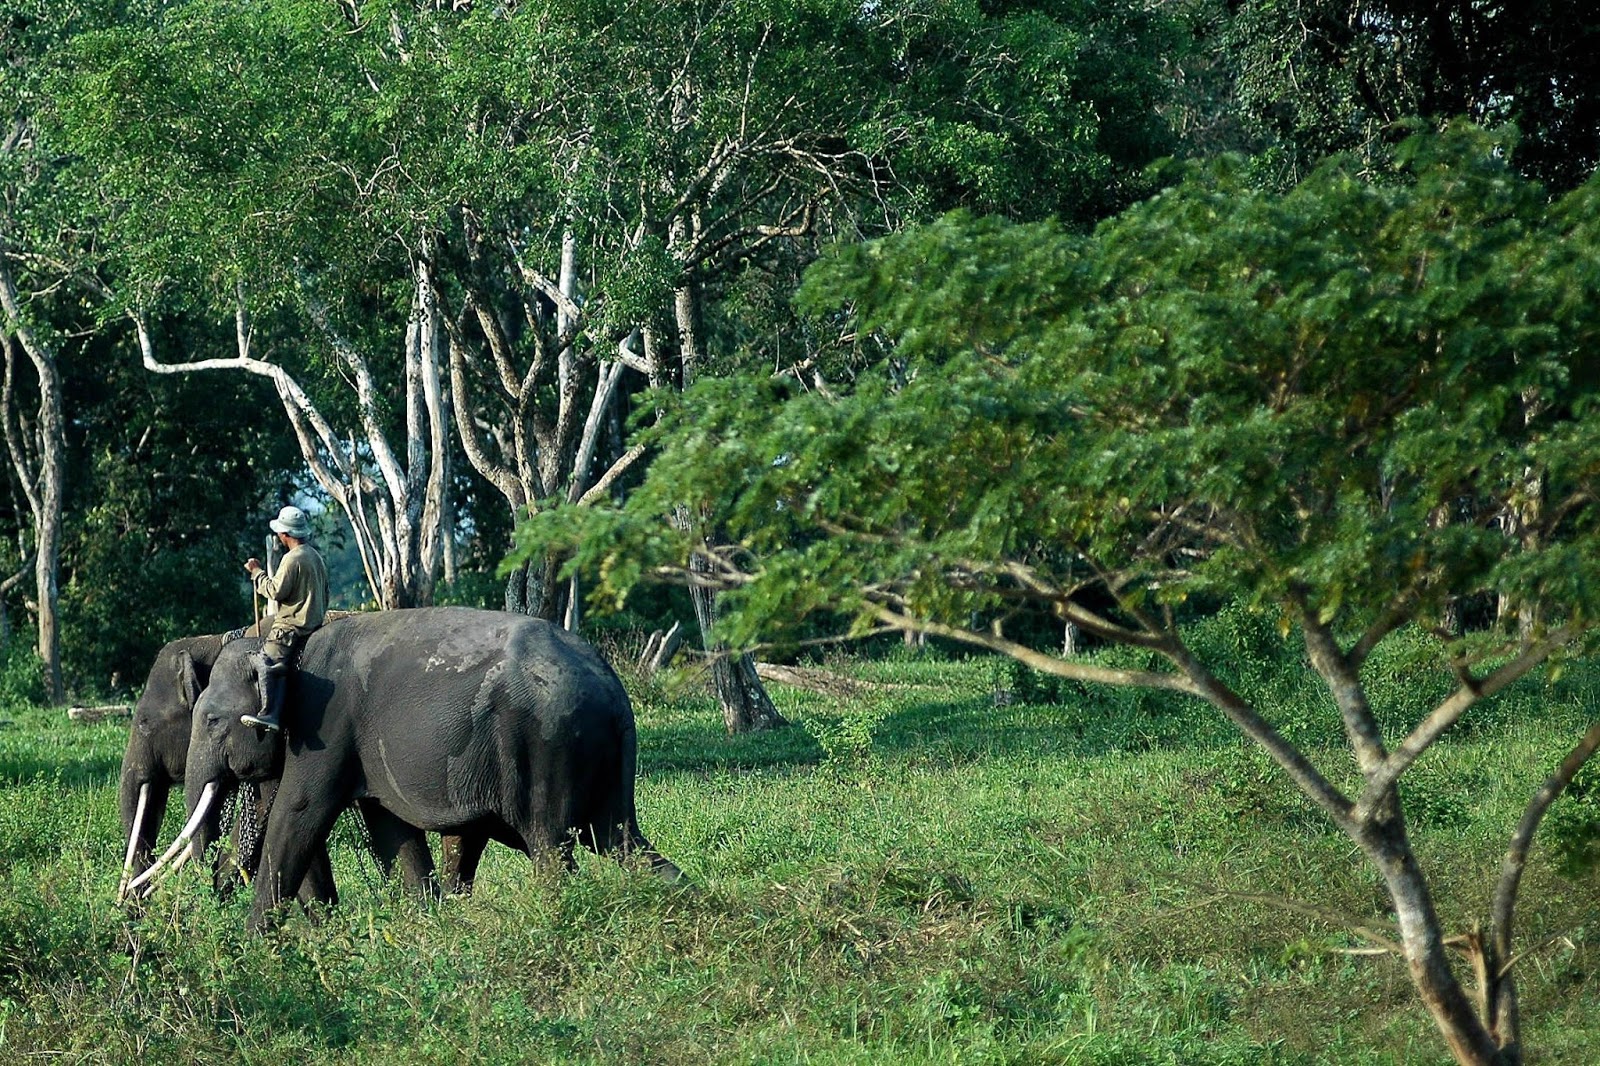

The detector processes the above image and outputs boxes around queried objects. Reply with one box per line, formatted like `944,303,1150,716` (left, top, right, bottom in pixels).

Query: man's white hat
269,505,313,540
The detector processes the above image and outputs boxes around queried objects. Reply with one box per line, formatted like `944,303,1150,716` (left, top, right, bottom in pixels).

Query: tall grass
0,623,1595,1064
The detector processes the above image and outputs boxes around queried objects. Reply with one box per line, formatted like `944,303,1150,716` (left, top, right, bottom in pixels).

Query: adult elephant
151,607,679,931
117,628,437,904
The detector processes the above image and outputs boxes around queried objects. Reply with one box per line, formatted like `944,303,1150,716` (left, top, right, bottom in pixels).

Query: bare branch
1353,626,1578,820
446,333,525,509
1350,592,1418,668
297,276,408,501
1491,718,1600,974
1300,608,1390,776
1,333,42,519
577,443,647,507
1182,888,1405,956
567,359,628,503
867,603,1200,694
686,196,814,271
1161,638,1358,827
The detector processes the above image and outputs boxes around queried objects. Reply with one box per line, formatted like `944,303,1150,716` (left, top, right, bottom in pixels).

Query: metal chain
214,778,385,893
217,787,238,838
236,782,263,869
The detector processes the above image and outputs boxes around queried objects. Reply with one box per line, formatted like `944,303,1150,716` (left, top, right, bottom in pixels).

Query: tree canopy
528,126,1600,647
1216,0,1600,188
28,0,1190,684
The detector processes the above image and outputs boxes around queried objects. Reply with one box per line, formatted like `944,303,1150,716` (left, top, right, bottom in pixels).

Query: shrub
0,636,47,710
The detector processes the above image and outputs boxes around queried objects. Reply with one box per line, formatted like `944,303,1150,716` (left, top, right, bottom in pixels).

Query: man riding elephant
242,504,328,733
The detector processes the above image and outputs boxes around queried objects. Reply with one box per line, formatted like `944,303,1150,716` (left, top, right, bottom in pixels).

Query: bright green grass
0,648,1596,1065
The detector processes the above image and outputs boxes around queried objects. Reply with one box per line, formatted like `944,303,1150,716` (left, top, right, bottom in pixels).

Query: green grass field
1,640,1596,1064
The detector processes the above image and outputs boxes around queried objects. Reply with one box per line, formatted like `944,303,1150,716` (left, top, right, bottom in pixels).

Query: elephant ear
175,651,202,712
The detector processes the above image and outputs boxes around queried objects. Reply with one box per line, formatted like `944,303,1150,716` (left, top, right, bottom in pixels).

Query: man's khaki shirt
253,544,328,635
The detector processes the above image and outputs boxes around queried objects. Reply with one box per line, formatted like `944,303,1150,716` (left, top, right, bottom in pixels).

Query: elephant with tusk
172,607,680,932
117,626,442,906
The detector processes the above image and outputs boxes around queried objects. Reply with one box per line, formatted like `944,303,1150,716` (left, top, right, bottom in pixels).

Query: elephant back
297,607,631,735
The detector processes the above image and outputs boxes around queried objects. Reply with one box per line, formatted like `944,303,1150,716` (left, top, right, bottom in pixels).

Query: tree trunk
31,371,62,705
1062,621,1080,657
1359,816,1507,1065
672,273,784,732
689,577,786,734
502,554,563,621
503,563,531,615
0,256,65,703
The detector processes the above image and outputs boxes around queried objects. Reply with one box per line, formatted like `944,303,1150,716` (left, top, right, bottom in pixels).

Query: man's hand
245,558,262,575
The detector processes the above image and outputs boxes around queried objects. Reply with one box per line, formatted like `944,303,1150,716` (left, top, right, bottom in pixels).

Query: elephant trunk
116,739,171,896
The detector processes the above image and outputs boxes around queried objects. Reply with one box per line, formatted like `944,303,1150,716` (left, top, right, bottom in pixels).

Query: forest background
4,3,1600,1065
6,0,1592,707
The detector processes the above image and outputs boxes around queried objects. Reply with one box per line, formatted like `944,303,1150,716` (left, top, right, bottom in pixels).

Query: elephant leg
295,845,339,910
440,832,488,896
249,784,343,934
357,800,438,899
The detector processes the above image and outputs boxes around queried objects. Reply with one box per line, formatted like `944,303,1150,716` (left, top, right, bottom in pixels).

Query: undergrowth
1,620,1596,1064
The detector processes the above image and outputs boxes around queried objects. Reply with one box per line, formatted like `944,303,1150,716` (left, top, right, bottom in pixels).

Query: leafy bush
802,699,889,779
1547,761,1600,879
0,636,46,710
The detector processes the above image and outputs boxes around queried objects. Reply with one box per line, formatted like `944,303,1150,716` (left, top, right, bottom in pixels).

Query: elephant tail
606,717,682,883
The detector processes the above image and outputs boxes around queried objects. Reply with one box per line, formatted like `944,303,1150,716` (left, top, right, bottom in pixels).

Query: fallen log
67,704,133,723
754,662,882,698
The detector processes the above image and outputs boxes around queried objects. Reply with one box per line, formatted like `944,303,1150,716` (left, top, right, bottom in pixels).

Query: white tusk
115,784,151,904
136,842,196,901
124,782,217,899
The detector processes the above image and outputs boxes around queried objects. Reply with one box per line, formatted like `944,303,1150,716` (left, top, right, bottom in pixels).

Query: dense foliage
1216,0,1600,189
526,126,1600,648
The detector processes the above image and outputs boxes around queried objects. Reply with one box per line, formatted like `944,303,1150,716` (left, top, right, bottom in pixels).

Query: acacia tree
519,128,1600,1064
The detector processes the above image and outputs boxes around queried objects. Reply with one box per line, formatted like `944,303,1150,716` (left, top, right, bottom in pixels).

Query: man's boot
242,656,289,733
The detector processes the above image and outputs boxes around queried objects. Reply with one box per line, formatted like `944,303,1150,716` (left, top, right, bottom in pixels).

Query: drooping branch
868,602,1199,694
133,307,355,487
133,307,392,605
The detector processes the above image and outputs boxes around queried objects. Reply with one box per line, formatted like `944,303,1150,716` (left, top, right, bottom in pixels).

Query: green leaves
520,125,1600,653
